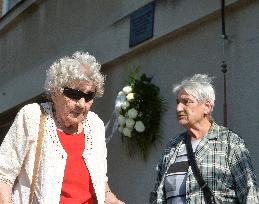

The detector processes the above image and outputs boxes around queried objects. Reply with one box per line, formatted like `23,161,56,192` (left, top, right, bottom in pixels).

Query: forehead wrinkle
177,91,198,104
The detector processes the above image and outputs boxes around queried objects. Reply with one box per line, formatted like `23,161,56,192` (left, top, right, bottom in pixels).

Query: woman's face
52,81,95,128
176,89,211,129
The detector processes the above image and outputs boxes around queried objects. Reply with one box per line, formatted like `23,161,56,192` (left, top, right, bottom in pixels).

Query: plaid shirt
150,122,259,204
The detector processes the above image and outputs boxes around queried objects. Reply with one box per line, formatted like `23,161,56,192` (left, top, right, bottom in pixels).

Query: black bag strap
184,134,215,204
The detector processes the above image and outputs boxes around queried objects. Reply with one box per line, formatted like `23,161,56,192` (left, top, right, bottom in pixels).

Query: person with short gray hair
150,73,258,203
173,74,215,111
0,51,125,204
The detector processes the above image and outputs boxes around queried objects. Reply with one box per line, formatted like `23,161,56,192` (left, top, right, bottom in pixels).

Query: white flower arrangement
115,70,165,159
116,85,147,138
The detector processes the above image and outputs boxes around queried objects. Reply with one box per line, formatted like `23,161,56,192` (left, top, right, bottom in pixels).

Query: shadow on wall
0,125,9,144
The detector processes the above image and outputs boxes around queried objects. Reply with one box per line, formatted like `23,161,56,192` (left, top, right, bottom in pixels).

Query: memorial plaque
129,2,155,47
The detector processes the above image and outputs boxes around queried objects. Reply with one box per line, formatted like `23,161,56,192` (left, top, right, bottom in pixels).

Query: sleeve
149,153,165,204
0,104,40,186
229,135,259,204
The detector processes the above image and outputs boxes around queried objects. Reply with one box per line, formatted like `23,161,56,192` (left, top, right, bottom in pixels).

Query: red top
57,129,95,204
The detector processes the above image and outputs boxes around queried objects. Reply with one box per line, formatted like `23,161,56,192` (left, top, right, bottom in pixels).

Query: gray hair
44,51,105,97
173,74,215,112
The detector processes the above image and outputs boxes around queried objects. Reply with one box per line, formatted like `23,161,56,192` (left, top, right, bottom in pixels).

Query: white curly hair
173,74,215,112
45,51,105,97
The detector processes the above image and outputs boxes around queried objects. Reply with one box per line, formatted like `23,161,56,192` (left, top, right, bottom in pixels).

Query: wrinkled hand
105,192,125,204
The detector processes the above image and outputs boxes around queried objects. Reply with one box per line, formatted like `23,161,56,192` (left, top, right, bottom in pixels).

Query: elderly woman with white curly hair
0,51,125,204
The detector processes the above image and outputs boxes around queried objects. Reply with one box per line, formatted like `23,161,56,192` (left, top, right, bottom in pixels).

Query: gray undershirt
164,139,200,204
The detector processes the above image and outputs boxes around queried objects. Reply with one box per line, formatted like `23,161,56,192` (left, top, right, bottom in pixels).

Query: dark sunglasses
63,87,96,102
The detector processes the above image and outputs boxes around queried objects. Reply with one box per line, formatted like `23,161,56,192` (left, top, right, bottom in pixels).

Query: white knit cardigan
0,102,107,203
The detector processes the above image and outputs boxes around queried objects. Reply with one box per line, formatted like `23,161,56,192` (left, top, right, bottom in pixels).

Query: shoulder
17,103,42,120
227,129,246,148
20,103,41,112
216,123,246,147
163,132,185,156
86,111,104,127
7,103,42,142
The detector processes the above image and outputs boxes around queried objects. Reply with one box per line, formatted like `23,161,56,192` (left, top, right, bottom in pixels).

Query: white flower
118,115,126,125
126,93,134,101
128,108,138,119
118,125,124,133
123,127,132,137
134,121,145,132
121,101,130,110
125,118,135,129
122,86,132,94
117,91,126,96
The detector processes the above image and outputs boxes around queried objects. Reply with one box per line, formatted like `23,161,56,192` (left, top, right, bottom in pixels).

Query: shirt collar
205,121,220,140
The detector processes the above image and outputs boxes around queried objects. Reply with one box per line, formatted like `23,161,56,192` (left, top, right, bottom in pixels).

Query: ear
203,100,212,115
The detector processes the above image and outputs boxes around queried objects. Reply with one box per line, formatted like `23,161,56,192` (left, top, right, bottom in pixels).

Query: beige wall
0,0,259,203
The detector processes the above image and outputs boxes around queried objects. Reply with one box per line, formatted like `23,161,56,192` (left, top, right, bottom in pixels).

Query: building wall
102,3,259,203
0,0,2,16
0,0,259,203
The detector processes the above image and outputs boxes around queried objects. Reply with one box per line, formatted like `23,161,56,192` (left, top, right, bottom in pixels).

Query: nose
77,98,86,107
176,102,184,112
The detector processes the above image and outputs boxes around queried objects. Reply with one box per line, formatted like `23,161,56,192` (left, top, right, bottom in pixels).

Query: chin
66,117,83,126
178,119,186,124
178,121,189,128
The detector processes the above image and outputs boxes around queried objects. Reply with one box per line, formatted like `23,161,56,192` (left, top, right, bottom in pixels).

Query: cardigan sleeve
0,103,41,186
